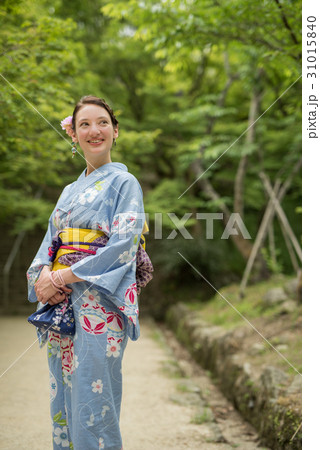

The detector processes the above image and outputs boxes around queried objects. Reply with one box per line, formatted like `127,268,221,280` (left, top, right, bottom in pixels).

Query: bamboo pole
260,173,302,261
279,219,300,273
239,180,281,298
239,158,301,297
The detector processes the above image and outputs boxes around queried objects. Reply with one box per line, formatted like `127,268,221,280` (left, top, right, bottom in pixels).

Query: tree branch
273,0,299,45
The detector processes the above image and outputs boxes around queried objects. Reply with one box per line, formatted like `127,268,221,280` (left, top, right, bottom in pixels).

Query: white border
303,0,320,446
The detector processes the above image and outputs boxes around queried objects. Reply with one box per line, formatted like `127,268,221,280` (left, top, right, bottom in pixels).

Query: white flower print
119,249,134,264
72,354,79,370
99,437,105,449
82,289,101,304
78,188,98,205
86,413,94,427
63,371,72,388
31,257,42,268
52,316,61,325
106,341,121,358
53,426,69,447
92,379,103,394
101,405,110,418
49,340,61,358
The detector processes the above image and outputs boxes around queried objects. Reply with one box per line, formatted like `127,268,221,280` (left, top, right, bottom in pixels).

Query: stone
250,342,267,355
284,278,299,299
192,406,215,424
243,362,252,376
207,422,227,443
262,287,288,306
279,300,297,314
218,332,243,354
286,375,302,395
170,392,204,407
260,366,289,398
275,344,288,352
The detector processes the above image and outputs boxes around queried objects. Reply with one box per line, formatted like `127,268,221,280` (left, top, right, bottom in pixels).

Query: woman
27,95,148,450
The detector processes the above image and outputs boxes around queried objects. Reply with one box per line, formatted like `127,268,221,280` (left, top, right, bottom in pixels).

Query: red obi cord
60,245,97,255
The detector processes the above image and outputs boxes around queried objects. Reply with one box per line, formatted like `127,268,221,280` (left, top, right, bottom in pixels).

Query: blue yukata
27,163,145,450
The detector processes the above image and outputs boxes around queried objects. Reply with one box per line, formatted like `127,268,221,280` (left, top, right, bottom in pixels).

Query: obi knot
48,235,63,262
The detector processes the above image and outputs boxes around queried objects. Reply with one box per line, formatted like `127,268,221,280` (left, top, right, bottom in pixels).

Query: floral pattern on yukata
27,163,144,449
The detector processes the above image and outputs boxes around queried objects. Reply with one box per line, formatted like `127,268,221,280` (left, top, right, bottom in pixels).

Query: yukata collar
79,162,128,181
75,162,128,192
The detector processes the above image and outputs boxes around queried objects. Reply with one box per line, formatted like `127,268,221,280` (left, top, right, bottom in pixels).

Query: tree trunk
191,159,255,261
234,78,262,217
189,60,267,273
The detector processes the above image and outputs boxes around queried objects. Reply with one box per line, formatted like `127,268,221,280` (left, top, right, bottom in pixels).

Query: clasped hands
34,265,72,306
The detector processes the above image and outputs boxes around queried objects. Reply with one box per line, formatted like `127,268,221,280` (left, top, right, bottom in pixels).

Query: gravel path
0,317,267,449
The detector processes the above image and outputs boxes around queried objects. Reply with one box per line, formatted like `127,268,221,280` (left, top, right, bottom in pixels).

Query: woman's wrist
60,267,83,284
49,272,63,292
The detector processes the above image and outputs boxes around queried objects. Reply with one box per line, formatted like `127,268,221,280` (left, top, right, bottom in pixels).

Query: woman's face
73,104,118,159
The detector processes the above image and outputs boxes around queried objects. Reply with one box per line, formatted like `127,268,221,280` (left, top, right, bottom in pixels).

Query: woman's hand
47,291,68,306
34,266,72,304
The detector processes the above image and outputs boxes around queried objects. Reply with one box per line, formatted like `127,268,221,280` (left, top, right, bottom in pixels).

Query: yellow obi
141,221,149,250
52,228,104,271
51,224,148,271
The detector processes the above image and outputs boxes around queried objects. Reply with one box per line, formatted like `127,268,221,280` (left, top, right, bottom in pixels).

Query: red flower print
106,312,124,331
79,303,108,335
125,283,137,305
61,339,74,373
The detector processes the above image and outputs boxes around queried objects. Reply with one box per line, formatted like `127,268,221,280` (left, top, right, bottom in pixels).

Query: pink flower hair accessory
60,116,74,138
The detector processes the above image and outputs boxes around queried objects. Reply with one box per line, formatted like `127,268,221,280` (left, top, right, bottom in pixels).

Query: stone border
166,303,302,449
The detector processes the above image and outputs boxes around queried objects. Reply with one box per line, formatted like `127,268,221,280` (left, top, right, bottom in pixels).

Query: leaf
53,411,62,423
57,419,67,426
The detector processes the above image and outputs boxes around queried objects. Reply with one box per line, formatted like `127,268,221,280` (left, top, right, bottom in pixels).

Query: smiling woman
71,96,119,175
26,95,153,450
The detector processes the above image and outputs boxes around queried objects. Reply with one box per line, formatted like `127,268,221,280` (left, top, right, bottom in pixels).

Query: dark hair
72,95,119,130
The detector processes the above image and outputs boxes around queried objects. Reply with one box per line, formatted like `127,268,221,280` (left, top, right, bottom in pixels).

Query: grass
176,382,191,393
188,274,296,329
191,407,214,424
160,360,182,379
187,274,302,377
150,328,167,349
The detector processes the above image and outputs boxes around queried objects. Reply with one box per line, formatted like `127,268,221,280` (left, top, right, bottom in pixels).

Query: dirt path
0,317,267,449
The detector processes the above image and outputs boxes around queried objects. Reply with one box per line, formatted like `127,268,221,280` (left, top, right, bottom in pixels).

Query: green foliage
261,247,284,275
0,0,301,292
0,0,89,232
189,273,301,327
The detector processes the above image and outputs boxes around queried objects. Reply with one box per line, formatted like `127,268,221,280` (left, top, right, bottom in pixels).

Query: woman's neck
85,156,112,176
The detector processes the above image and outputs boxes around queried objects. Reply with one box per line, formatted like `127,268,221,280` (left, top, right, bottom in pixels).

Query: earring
71,142,77,158
113,138,117,147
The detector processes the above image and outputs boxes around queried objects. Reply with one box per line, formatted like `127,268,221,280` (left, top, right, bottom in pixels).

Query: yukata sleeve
26,210,57,303
70,175,145,312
